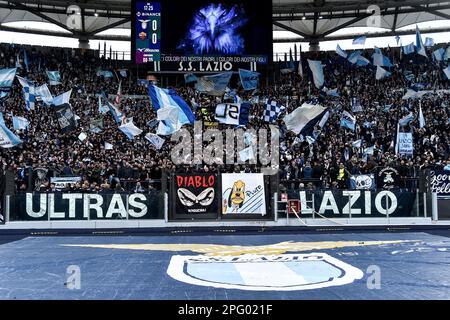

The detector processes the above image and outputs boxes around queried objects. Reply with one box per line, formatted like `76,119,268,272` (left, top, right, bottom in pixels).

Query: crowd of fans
0,42,449,193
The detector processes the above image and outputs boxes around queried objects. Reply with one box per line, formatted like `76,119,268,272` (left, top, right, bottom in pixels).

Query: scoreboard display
131,0,272,72
134,2,161,63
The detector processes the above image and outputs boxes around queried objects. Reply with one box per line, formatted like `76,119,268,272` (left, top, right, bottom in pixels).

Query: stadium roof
0,0,449,44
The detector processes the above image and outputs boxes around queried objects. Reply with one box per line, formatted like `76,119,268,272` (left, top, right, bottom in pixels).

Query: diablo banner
221,173,267,215
174,173,218,216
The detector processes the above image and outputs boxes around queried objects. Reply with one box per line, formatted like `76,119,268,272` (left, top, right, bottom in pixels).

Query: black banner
376,167,400,189
9,192,163,221
173,173,218,219
54,103,76,133
430,170,450,195
287,190,418,217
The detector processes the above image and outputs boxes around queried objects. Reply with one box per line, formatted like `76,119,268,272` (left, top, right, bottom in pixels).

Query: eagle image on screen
177,3,248,55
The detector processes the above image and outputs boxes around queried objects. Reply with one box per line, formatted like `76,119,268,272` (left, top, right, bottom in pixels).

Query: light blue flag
376,66,391,80
424,37,434,47
443,66,450,80
433,48,445,61
0,68,17,100
98,95,109,114
195,72,232,96
101,91,123,124
356,55,370,66
35,84,53,106
336,44,347,58
148,85,195,125
419,103,425,128
23,49,29,72
351,97,363,112
444,46,450,61
0,112,4,124
340,111,356,131
97,70,114,78
46,71,61,85
118,121,143,140
12,116,30,130
347,51,362,64
52,89,72,106
403,43,415,55
0,121,22,148
16,76,36,111
352,140,362,148
415,26,427,58
372,53,393,67
184,73,198,84
353,36,367,45
399,113,414,126
307,59,324,89
239,69,260,91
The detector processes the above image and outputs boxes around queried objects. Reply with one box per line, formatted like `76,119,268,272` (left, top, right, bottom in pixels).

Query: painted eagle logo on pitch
64,240,410,291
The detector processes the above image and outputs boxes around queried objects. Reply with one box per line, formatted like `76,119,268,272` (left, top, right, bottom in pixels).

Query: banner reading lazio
221,173,267,215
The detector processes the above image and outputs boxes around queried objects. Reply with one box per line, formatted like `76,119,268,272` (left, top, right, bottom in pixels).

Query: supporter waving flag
148,84,195,125
0,121,22,148
0,68,16,100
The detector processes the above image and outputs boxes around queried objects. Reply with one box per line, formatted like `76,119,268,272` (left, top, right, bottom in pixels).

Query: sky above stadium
0,20,448,60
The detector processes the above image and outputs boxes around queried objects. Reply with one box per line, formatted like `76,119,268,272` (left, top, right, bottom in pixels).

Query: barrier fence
1,171,448,224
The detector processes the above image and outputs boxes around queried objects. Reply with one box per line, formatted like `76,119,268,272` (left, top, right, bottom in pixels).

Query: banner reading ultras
135,2,161,63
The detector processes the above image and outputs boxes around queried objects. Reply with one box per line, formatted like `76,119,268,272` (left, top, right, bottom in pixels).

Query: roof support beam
320,13,372,38
391,7,398,32
273,26,450,43
272,21,310,39
86,18,130,36
413,5,450,20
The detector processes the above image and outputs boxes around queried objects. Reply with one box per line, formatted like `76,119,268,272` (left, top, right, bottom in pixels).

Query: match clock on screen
135,2,161,63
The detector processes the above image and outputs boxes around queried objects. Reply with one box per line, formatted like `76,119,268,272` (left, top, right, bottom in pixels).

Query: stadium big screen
131,0,272,72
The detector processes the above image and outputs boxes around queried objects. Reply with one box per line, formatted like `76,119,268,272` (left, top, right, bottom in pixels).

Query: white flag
238,146,255,162
104,142,113,150
145,133,165,150
78,132,87,141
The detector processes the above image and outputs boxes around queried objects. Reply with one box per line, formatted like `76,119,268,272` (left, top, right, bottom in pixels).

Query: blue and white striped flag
148,84,195,125
16,76,36,111
46,71,61,85
12,116,30,130
0,121,22,148
307,59,324,89
0,68,17,100
353,36,367,45
336,44,348,58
